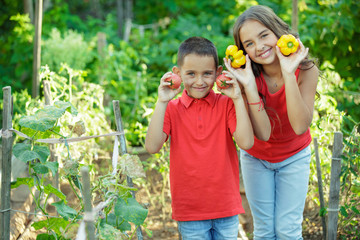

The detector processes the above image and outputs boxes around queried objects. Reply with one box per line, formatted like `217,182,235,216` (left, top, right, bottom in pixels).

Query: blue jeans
240,146,311,240
177,215,239,240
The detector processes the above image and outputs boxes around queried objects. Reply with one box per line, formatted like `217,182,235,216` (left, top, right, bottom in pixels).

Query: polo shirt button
199,125,202,128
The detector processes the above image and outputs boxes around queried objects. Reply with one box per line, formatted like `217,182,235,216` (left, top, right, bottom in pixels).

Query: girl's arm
232,96,254,150
217,74,254,150
283,66,319,135
224,56,271,141
277,39,319,135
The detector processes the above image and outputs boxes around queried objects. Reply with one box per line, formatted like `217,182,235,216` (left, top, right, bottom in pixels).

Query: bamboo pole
32,0,43,98
1,86,14,240
112,100,143,240
81,166,95,240
314,137,326,240
327,132,343,240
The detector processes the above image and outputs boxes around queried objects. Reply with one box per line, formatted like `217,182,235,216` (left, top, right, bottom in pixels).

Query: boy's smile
173,53,221,99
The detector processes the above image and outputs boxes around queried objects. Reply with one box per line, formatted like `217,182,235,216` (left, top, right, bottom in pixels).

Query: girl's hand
276,38,309,76
158,72,182,102
216,71,242,100
223,55,256,91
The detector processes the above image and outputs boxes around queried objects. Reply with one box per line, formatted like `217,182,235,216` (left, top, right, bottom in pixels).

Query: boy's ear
172,66,180,75
216,65,223,76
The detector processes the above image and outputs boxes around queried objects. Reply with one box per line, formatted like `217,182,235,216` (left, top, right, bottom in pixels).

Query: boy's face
173,54,222,99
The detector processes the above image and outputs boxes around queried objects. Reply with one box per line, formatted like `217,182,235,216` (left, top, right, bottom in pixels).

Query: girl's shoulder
298,63,319,84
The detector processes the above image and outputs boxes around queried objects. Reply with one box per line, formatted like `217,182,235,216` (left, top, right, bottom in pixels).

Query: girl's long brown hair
233,5,315,78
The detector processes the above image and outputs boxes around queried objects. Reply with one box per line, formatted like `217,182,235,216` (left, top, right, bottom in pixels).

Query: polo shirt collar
180,89,216,108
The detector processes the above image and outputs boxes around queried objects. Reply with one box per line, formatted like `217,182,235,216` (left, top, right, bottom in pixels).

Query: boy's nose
195,76,204,85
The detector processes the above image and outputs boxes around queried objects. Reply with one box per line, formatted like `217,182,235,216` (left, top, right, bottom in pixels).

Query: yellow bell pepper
277,34,299,56
225,45,246,68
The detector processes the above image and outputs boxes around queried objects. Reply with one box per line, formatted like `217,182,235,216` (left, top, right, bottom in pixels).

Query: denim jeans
177,215,239,240
240,146,311,240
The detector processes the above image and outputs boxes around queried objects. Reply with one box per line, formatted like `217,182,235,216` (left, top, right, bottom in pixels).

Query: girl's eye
261,34,268,38
245,42,253,48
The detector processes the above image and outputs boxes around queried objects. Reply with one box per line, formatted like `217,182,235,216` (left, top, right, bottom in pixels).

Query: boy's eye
204,72,212,76
187,72,195,76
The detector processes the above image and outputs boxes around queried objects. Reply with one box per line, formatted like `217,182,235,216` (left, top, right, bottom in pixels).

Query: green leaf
13,143,50,163
319,207,327,217
351,206,360,214
99,223,128,240
44,161,59,176
19,111,58,131
101,213,131,231
32,218,69,235
44,184,67,202
114,197,148,226
11,177,34,189
33,145,50,163
52,200,77,221
18,101,77,131
32,163,49,174
70,175,82,190
340,206,348,217
36,233,56,240
53,101,78,116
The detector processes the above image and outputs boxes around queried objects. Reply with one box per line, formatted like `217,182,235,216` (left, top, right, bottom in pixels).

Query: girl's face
173,54,221,99
239,19,279,65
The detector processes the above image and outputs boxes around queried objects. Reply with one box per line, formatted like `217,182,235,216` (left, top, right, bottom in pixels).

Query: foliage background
0,0,359,238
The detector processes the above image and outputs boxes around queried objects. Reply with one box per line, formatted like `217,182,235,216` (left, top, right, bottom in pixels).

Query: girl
224,5,319,239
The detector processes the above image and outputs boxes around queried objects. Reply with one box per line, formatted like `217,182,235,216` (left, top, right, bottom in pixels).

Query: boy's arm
145,71,181,154
145,101,169,154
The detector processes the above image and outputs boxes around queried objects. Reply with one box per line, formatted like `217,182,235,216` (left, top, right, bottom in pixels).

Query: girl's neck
262,62,282,80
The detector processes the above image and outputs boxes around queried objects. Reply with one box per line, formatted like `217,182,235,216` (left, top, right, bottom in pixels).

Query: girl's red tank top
245,68,312,163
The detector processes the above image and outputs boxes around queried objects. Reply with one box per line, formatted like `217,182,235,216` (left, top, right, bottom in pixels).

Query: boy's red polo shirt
163,89,244,221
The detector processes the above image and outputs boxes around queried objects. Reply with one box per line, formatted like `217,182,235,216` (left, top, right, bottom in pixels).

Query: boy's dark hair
177,36,219,68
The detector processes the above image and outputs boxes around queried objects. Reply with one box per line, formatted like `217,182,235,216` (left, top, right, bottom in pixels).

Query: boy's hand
223,55,256,91
216,71,242,100
275,38,309,76
158,72,182,102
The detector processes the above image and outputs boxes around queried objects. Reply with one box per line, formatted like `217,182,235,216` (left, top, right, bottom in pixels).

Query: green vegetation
1,0,359,239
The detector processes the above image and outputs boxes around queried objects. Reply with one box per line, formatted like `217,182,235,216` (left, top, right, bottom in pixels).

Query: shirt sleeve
163,104,171,141
227,99,237,135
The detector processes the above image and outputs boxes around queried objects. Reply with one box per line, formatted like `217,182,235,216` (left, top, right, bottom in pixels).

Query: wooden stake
327,132,343,240
112,100,143,239
32,0,43,98
81,166,95,240
292,0,298,33
314,137,326,240
1,86,14,240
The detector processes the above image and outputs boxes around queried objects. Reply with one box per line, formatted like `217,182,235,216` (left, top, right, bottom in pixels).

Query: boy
145,36,254,239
